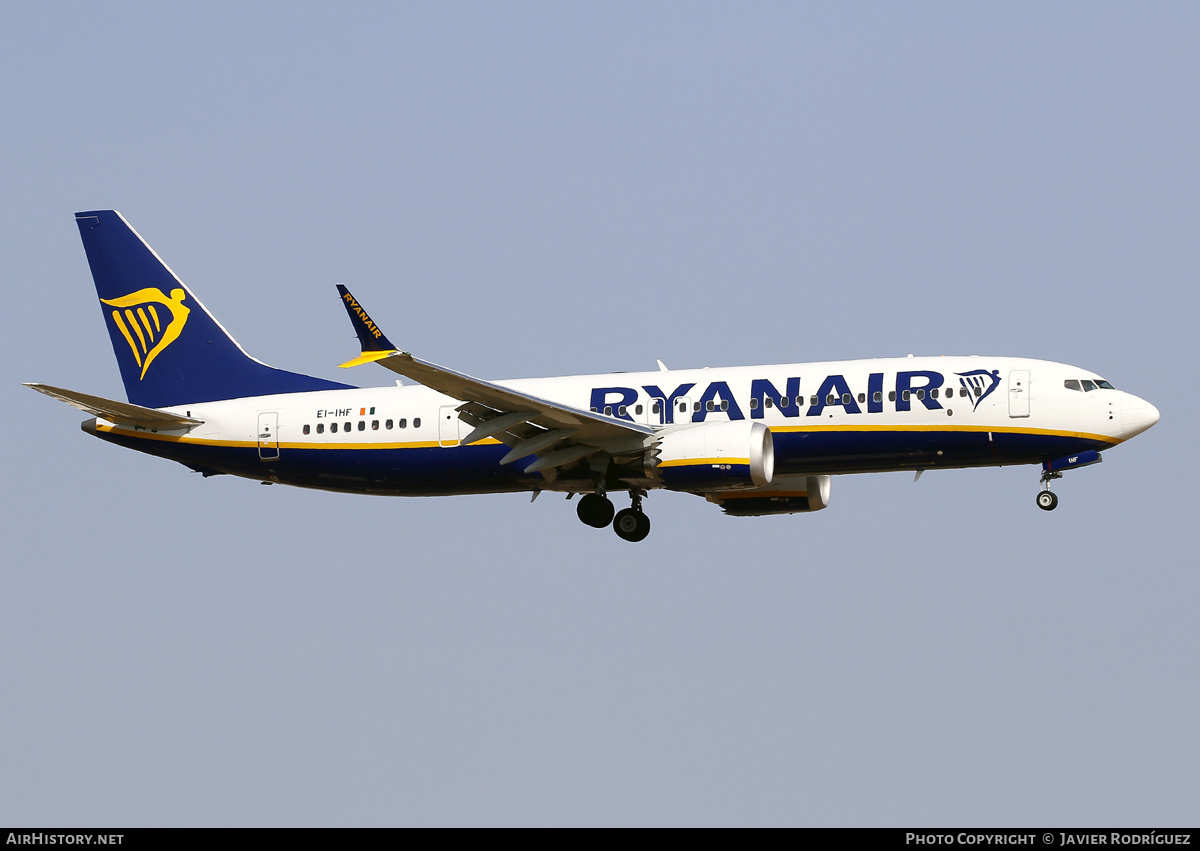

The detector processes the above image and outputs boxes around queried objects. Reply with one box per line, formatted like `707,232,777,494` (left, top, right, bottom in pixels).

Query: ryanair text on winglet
342,291,385,339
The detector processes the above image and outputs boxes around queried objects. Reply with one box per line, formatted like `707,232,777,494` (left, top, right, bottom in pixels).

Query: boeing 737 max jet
26,211,1160,542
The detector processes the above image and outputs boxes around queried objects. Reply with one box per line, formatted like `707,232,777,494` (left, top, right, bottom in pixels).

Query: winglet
336,284,400,368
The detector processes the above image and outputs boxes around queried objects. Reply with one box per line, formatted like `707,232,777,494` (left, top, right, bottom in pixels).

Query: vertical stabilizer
76,210,351,408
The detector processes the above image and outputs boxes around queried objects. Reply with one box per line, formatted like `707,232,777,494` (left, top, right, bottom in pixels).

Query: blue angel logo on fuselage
955,369,1001,411
100,287,191,379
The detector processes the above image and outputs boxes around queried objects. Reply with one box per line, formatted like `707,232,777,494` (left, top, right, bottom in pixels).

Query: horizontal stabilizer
24,383,203,428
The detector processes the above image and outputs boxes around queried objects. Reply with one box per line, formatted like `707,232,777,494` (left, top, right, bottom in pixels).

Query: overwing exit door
439,406,463,446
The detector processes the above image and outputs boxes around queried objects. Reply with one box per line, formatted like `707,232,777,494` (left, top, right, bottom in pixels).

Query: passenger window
873,391,882,403
1064,380,1082,391
916,389,924,400
651,402,661,414
399,418,407,428
902,390,910,401
635,404,643,415
679,402,687,413
303,424,310,435
1082,380,1097,392
888,391,896,402
810,395,818,406
841,393,851,404
618,405,627,416
317,423,324,434
720,400,728,411
344,421,351,431
604,406,612,416
590,407,598,413
331,422,338,433
372,420,379,430
930,388,938,399
764,397,773,408
858,393,866,403
694,402,701,412
386,419,393,429
358,421,365,431
749,398,759,410
413,418,421,428
706,401,715,412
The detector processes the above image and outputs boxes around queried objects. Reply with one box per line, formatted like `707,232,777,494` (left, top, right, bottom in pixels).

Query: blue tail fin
76,210,352,408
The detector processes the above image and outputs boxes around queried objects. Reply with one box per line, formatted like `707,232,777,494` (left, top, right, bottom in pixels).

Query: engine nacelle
649,421,774,492
706,475,832,516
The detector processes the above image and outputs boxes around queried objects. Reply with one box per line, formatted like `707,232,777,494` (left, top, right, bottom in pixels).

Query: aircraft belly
92,422,1117,495
769,428,1114,476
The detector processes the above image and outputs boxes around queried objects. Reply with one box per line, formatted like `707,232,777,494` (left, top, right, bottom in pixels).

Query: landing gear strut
612,490,651,542
1037,470,1061,511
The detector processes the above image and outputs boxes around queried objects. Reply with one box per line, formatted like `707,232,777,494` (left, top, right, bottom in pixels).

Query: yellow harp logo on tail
101,287,191,379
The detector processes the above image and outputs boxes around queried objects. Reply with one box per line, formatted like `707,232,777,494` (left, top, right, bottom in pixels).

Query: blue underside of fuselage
91,426,1115,496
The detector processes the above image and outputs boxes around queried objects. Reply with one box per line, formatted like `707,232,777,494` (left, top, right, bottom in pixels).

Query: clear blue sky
1,2,1196,826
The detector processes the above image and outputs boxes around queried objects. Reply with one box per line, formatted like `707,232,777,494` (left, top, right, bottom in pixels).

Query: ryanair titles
590,369,1003,423
341,291,385,339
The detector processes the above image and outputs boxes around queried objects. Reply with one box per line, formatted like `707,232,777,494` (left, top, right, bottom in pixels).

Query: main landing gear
576,489,651,542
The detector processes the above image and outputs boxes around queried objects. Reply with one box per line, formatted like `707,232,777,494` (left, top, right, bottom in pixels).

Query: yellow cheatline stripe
148,304,161,332
768,422,1122,444
94,423,501,450
658,457,750,468
125,309,147,353
111,310,142,368
136,307,156,341
338,349,399,369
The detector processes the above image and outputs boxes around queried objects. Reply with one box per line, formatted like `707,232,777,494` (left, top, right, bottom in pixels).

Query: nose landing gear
1036,488,1059,511
1037,469,1061,511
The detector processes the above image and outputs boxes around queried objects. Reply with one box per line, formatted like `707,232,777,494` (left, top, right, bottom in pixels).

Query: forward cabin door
1008,370,1030,418
257,412,280,460
438,405,462,446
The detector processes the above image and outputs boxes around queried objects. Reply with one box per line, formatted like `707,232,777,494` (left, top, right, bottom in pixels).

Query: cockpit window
1064,380,1082,391
1095,379,1115,389
1081,379,1098,392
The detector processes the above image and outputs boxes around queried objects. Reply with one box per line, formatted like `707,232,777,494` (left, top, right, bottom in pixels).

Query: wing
334,285,653,481
25,383,203,429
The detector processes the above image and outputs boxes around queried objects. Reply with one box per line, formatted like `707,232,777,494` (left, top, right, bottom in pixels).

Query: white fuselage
89,355,1158,498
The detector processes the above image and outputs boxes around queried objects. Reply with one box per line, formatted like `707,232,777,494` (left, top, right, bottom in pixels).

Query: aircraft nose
1121,393,1160,439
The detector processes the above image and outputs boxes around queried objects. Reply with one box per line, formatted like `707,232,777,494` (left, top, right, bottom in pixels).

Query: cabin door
1008,370,1030,418
257,412,280,460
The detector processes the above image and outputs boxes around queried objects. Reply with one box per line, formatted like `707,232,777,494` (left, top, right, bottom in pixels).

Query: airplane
26,210,1160,542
